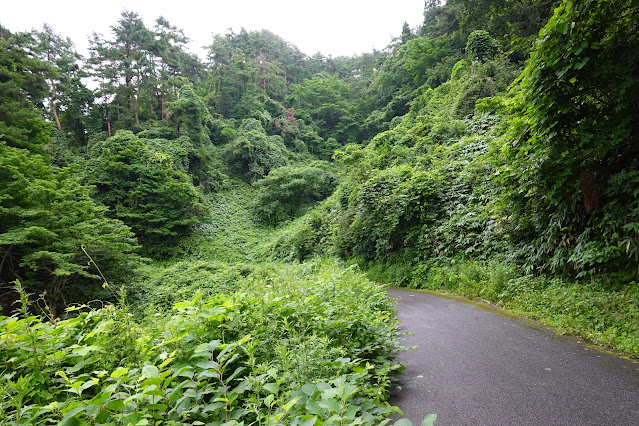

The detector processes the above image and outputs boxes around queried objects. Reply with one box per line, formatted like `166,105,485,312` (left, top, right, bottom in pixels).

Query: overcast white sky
2,0,426,59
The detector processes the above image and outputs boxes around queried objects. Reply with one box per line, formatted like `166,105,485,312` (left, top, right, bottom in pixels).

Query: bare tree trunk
161,84,166,121
0,245,13,277
50,79,62,132
580,174,600,212
49,277,63,320
102,81,112,137
134,77,141,126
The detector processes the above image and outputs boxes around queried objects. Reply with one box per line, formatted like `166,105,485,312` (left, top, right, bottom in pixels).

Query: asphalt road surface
387,288,639,426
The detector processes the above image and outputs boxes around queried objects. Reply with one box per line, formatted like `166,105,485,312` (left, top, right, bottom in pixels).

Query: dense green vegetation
2,0,639,423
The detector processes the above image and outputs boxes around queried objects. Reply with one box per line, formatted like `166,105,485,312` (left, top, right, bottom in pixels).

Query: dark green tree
289,74,361,144
0,26,49,152
88,131,203,256
0,27,138,314
0,145,139,316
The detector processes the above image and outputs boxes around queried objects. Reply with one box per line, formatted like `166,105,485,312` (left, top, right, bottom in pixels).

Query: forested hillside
1,0,638,424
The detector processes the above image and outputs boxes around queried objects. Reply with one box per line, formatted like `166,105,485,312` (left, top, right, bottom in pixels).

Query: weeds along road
387,288,639,426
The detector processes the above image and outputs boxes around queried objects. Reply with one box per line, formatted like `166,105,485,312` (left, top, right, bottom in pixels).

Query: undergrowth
0,258,409,425
184,180,273,263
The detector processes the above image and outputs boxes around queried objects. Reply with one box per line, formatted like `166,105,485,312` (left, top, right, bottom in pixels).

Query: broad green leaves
1,262,406,425
505,0,639,279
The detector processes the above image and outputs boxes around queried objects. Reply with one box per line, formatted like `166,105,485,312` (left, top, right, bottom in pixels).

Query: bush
251,164,338,225
88,130,203,256
224,119,288,180
0,260,407,425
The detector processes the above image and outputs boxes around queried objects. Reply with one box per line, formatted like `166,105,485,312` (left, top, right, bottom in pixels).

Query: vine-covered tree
506,0,639,279
224,118,288,180
251,164,338,225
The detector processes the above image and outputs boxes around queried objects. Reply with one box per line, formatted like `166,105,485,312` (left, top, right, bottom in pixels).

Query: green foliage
1,260,406,425
252,164,338,225
335,165,440,261
0,143,139,316
4,2,639,408
0,27,50,152
450,0,559,59
205,28,310,118
258,206,335,262
34,24,93,145
404,36,456,86
503,0,639,279
272,64,513,268
0,30,139,314
183,181,275,262
166,84,212,147
465,30,500,62
224,119,288,180
164,84,229,190
289,74,363,145
453,58,519,118
87,11,204,135
88,130,203,256
130,260,252,309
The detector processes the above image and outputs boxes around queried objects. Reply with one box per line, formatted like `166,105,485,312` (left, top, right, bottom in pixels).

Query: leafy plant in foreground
0,260,415,425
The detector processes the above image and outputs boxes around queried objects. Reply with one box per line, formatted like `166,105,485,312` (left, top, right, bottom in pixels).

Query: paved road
387,288,639,426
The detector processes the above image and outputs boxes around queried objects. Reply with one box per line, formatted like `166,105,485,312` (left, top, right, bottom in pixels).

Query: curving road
387,288,639,426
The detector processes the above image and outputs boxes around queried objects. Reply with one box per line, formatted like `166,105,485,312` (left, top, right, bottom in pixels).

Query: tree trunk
161,84,166,121
50,79,62,132
102,84,112,137
0,245,13,278
134,77,141,126
580,174,600,212
49,277,64,320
